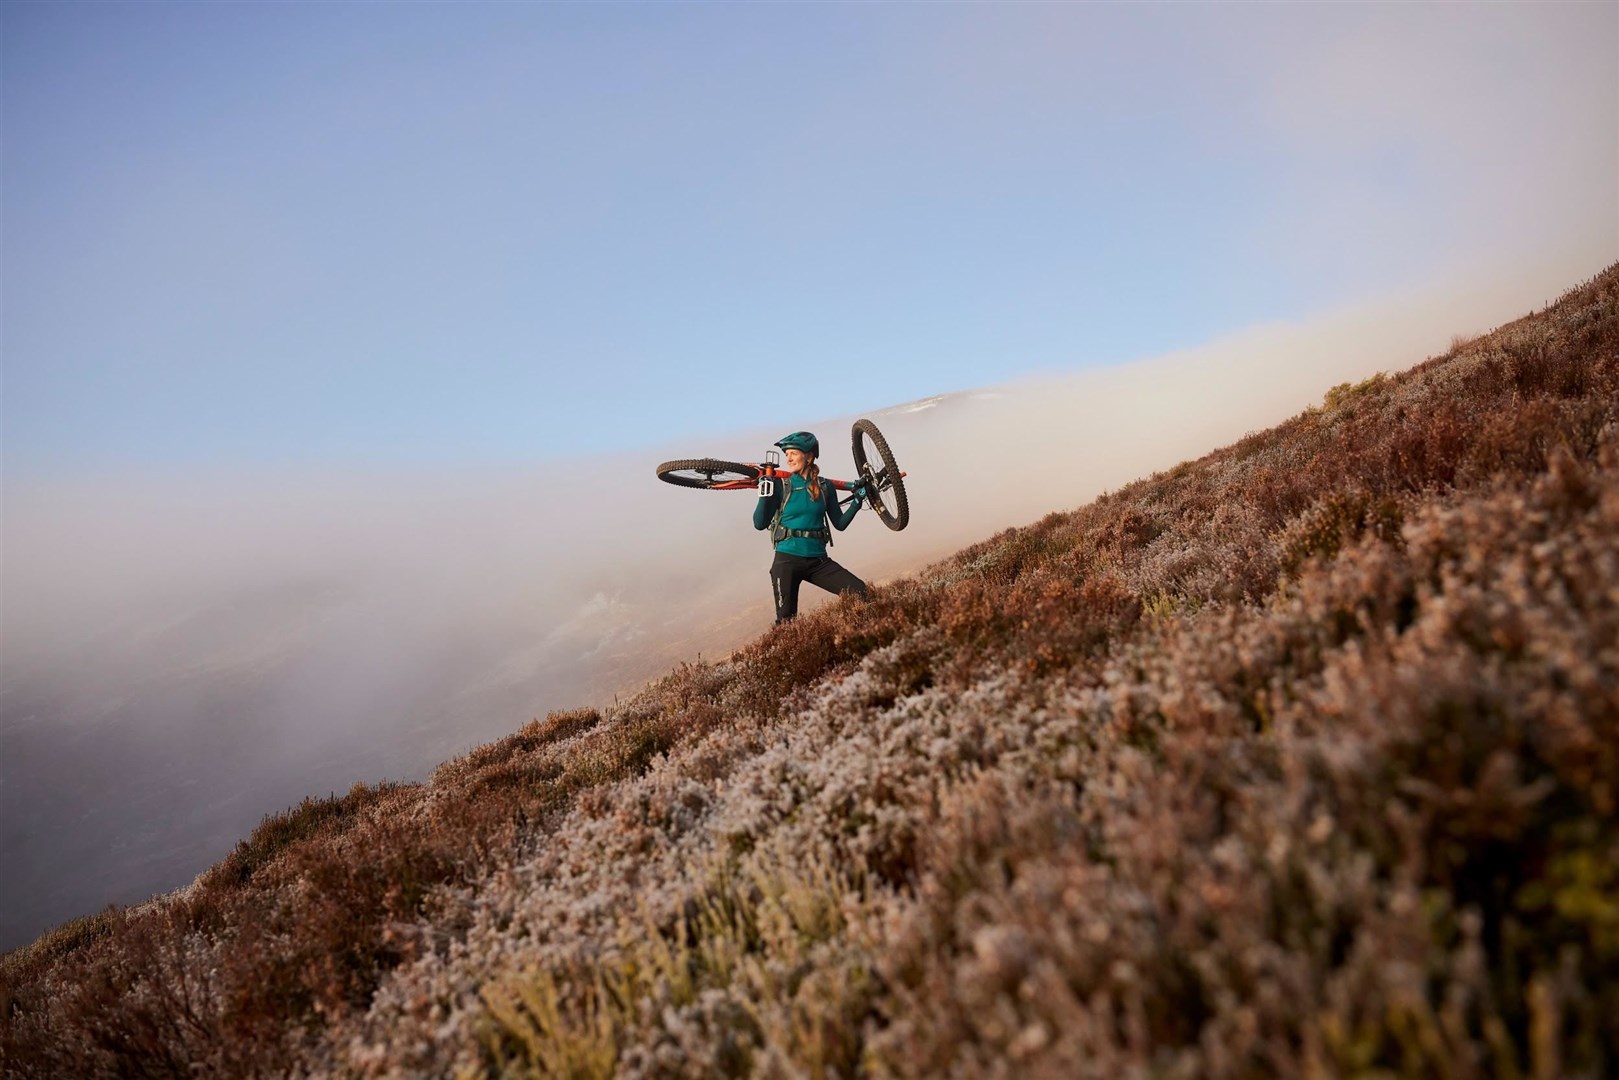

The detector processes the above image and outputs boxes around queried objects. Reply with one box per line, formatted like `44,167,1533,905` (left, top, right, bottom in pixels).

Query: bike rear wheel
850,418,909,531
655,459,761,489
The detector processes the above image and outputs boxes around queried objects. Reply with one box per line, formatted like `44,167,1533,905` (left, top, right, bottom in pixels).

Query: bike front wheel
850,418,909,531
655,459,761,490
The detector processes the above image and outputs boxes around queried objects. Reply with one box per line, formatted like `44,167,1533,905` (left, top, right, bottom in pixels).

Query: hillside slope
4,264,1617,1078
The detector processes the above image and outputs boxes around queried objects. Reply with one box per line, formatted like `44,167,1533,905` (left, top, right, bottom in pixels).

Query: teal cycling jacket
753,472,860,557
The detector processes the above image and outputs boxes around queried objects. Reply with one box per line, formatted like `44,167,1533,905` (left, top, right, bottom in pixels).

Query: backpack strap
768,475,790,543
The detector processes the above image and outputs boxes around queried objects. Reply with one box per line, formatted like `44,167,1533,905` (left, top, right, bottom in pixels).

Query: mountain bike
656,418,910,531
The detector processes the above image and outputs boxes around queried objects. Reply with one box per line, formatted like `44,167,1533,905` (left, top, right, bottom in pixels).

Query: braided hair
800,455,821,501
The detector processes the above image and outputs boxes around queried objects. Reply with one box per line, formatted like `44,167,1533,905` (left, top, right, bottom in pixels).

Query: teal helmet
774,431,819,457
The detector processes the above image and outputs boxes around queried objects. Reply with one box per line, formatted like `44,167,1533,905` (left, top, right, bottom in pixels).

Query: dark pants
770,552,868,623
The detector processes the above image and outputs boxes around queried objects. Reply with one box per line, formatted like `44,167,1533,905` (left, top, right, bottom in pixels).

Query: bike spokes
851,419,909,531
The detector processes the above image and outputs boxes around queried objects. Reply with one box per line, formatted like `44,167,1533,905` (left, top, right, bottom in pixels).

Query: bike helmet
774,431,819,457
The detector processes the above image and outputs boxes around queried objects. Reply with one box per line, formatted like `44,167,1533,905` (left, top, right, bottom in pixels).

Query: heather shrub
1323,370,1389,411
206,780,411,891
454,708,605,775
1277,488,1405,579
479,841,873,1078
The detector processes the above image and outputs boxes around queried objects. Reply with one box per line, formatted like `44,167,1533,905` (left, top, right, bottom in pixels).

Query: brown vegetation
3,264,1617,1078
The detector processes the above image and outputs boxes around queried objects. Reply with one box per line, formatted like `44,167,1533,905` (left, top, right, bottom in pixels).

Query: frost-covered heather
3,264,1617,1078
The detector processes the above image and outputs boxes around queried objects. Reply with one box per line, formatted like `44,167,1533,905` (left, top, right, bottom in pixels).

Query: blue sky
4,2,1615,474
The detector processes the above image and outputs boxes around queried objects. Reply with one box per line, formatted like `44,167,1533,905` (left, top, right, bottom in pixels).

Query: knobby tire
655,459,761,489
850,418,909,531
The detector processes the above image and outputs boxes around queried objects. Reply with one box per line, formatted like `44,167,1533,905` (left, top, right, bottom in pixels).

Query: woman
754,431,869,623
